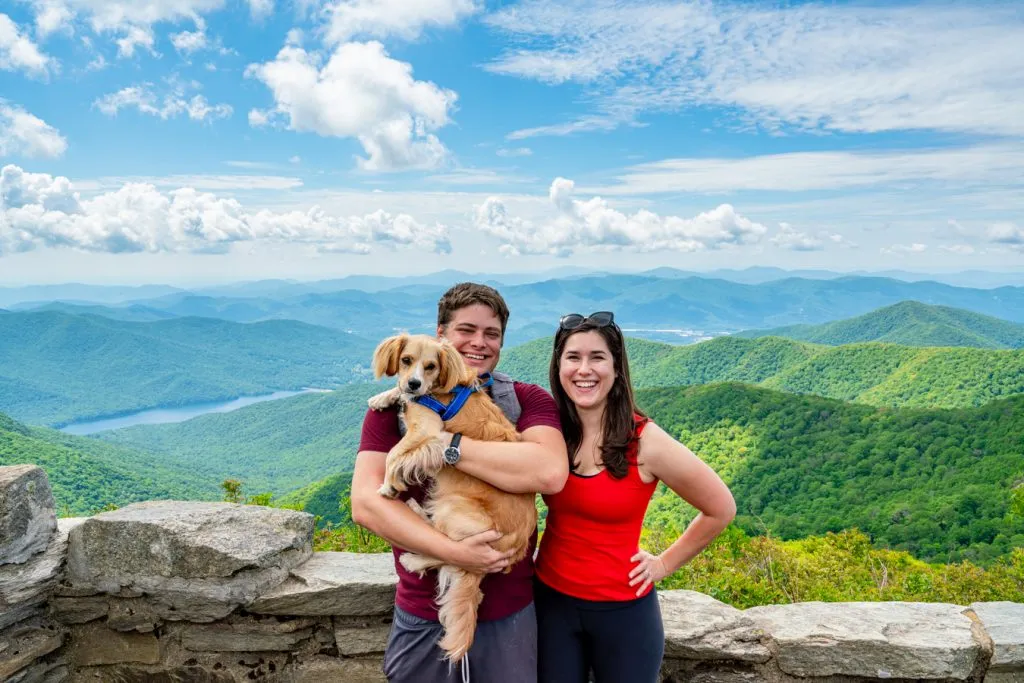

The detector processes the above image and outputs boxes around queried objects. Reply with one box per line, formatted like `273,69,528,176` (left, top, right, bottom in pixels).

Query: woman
534,311,737,683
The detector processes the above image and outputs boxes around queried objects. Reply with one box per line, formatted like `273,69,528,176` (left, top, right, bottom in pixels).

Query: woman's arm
628,421,737,595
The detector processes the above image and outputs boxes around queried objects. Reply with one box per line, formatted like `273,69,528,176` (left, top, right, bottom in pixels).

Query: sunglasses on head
559,311,616,331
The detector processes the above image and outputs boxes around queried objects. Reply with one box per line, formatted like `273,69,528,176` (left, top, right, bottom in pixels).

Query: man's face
437,303,503,375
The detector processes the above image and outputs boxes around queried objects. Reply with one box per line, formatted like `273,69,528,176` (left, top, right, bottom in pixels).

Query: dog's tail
436,565,484,663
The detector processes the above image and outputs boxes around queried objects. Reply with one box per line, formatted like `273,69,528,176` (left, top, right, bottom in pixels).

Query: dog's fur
368,333,537,662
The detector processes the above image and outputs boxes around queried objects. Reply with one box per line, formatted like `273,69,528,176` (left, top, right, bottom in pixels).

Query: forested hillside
0,311,376,426
638,384,1024,565
98,383,384,494
0,411,218,514
21,275,1024,343
265,381,1024,566
736,301,1024,349
501,335,1024,408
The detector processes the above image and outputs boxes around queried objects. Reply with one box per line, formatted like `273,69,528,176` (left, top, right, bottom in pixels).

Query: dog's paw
399,552,439,577
378,483,400,499
367,391,395,411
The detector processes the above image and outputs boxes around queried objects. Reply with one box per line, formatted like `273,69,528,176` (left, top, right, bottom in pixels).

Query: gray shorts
382,602,537,683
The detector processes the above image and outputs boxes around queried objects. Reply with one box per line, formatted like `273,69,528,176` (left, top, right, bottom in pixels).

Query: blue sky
0,0,1022,284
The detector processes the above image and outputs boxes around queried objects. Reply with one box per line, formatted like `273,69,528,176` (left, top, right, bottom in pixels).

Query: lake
60,389,326,436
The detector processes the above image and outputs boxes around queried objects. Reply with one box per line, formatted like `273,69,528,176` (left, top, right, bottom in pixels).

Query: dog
367,333,537,662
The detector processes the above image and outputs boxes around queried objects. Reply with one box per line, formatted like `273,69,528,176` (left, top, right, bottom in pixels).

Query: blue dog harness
413,373,494,420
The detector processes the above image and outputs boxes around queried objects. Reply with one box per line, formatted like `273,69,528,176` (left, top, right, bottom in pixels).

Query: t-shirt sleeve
359,406,402,453
514,382,563,433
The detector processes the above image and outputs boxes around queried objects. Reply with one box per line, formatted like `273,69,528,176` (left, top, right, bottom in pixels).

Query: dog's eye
400,356,412,365
424,362,436,372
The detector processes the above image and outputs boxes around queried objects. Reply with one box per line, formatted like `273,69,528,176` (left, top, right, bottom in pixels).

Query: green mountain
736,301,1024,349
36,275,1024,343
277,470,354,525
97,383,384,494
0,311,377,426
638,383,1024,565
0,411,218,515
268,381,1024,565
501,335,1024,409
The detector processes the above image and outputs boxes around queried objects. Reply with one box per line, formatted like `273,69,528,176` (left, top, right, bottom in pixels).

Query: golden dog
367,333,537,662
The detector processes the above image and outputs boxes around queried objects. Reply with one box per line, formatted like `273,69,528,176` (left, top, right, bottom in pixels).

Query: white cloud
474,177,767,256
496,147,532,158
33,2,74,37
248,0,273,19
769,224,855,252
986,223,1024,249
76,174,302,191
0,104,68,158
427,168,531,186
485,1,1024,138
289,155,301,164
27,0,225,57
170,28,207,54
940,244,975,255
115,24,154,57
586,144,1024,195
507,115,621,141
880,243,928,255
246,41,456,171
0,164,451,255
95,84,232,122
323,0,478,44
771,223,821,252
0,13,53,77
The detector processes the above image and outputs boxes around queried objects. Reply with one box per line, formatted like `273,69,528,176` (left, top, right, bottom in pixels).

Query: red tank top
536,415,657,601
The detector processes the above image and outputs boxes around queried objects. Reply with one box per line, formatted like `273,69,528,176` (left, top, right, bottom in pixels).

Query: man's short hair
437,282,511,340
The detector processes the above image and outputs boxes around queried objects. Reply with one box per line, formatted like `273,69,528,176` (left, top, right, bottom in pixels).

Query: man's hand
447,529,515,573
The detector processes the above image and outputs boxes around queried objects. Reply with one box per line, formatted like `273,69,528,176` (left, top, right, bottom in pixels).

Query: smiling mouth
573,381,597,389
464,353,487,362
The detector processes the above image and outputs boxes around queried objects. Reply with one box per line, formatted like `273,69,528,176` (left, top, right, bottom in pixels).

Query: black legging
535,578,665,683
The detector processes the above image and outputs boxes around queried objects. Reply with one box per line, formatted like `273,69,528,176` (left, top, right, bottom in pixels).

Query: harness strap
413,374,494,421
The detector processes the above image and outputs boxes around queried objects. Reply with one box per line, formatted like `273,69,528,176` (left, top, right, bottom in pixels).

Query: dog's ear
373,334,407,378
437,341,476,393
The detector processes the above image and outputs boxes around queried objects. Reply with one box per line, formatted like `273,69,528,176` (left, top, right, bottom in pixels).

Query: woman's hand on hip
628,550,669,597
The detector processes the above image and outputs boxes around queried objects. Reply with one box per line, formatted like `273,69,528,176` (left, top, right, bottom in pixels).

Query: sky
0,0,1022,285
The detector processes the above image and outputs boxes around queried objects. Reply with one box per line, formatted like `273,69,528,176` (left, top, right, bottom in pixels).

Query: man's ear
372,334,407,378
436,323,446,341
437,341,474,393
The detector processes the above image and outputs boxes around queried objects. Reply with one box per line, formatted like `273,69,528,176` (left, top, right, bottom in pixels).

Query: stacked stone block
2,464,1023,682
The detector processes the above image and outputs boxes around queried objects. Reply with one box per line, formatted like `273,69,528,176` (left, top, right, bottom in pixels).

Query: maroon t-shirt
358,382,561,622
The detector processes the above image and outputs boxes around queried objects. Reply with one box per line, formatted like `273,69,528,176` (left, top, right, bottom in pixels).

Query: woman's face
558,330,616,412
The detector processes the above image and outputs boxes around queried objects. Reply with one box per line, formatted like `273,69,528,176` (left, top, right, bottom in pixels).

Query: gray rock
1,519,84,629
290,656,387,683
66,501,313,619
69,665,234,683
0,466,57,566
659,590,771,663
0,615,65,681
746,601,981,679
6,659,69,683
249,551,396,616
68,623,160,666
48,596,109,625
176,619,315,652
969,601,1024,673
334,622,391,656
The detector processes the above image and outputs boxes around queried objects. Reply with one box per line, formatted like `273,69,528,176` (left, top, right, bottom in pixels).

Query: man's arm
350,449,516,573
449,425,568,495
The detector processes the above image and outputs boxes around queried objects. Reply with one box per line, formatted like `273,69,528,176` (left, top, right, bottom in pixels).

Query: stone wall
2,464,1022,683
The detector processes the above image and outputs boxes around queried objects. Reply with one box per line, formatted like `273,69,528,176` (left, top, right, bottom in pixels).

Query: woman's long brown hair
548,319,646,479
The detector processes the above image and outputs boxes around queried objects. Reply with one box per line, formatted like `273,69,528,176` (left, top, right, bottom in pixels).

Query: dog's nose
407,378,421,391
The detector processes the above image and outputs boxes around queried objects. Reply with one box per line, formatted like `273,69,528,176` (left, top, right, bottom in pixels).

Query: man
352,282,568,683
